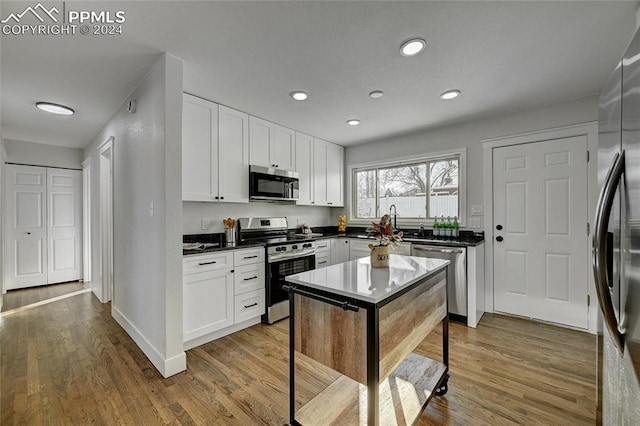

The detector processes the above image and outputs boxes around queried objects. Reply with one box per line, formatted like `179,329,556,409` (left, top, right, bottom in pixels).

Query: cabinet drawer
234,248,265,266
316,254,330,268
183,252,234,274
349,239,373,251
315,240,330,252
234,289,265,323
234,263,265,295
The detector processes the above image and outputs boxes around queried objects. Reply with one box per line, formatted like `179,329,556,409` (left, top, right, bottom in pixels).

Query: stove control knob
292,245,298,250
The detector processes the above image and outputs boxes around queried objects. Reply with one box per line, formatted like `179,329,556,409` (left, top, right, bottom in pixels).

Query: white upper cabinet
313,138,328,204
313,138,344,207
182,93,219,201
249,116,296,170
218,105,249,203
182,94,249,203
295,132,314,205
326,141,344,206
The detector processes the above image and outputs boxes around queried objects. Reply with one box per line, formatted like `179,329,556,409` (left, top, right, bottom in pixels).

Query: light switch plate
471,205,484,216
201,219,211,230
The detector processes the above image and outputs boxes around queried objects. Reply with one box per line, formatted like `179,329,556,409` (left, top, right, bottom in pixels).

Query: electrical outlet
471,205,484,216
201,219,211,230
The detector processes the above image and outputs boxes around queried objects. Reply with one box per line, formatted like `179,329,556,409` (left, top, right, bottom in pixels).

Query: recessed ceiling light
400,38,426,57
290,91,308,101
36,102,74,115
369,90,384,99
347,119,361,126
440,90,461,100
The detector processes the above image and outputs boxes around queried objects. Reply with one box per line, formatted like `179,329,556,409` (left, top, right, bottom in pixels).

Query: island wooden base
295,352,447,426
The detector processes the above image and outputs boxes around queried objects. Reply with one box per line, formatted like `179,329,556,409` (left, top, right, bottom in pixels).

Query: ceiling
1,1,638,150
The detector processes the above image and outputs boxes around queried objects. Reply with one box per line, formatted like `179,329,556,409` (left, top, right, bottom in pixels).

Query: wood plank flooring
1,281,88,312
1,288,596,425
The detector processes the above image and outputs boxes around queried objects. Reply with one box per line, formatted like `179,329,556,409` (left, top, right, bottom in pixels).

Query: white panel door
249,116,273,168
493,136,589,328
47,169,82,284
313,138,328,205
295,132,314,205
182,93,219,201
5,165,48,289
325,142,344,207
218,105,249,203
272,124,296,170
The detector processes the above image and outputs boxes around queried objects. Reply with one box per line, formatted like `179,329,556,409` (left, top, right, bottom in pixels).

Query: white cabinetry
183,252,235,342
295,132,314,205
249,116,296,170
182,94,218,201
218,105,250,203
183,248,266,349
313,138,344,207
182,94,249,203
349,239,411,261
349,239,371,261
315,239,331,268
331,238,350,265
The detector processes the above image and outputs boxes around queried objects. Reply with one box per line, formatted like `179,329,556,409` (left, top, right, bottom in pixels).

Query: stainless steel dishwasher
411,244,466,323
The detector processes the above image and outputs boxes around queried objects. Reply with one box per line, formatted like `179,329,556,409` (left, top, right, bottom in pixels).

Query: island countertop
286,254,449,305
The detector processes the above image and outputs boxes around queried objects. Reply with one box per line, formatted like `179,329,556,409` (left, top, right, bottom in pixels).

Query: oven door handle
268,250,316,262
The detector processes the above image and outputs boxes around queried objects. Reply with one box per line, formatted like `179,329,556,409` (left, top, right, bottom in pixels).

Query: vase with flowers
366,214,403,268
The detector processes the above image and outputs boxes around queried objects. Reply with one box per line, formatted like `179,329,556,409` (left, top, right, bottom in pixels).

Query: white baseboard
183,317,261,351
112,306,186,378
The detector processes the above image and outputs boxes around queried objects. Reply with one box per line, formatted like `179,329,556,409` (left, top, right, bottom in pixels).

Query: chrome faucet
389,204,398,230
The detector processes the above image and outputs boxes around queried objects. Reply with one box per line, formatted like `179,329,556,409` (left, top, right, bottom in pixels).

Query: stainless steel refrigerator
595,27,640,424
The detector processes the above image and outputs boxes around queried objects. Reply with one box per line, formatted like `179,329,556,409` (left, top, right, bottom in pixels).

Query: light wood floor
1,287,596,425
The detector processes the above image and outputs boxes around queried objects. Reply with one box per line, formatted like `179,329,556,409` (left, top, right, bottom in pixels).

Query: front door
493,136,589,328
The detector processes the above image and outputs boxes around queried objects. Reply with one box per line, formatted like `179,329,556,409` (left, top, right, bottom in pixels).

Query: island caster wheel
434,374,449,396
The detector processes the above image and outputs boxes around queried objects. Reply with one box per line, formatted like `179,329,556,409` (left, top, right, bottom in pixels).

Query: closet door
47,169,82,284
5,165,48,289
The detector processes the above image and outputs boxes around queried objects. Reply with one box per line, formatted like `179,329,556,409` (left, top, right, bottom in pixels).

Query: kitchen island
285,255,450,426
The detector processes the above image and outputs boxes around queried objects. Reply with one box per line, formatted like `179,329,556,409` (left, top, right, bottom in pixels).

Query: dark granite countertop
183,227,485,256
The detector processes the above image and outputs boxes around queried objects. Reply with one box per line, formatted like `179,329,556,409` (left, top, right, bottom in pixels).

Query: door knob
496,236,504,242
496,224,503,230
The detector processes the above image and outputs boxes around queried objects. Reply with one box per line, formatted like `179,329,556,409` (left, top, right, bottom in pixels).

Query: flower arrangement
366,214,403,248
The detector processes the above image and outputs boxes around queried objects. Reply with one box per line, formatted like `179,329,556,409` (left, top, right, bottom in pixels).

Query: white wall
4,139,83,169
83,54,185,378
183,202,333,234
0,136,5,306
342,95,599,229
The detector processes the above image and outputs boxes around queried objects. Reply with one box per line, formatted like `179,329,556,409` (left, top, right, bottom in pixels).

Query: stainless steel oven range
237,217,316,324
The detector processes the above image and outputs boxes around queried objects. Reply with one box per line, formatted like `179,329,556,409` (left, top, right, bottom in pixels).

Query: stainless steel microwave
249,165,299,203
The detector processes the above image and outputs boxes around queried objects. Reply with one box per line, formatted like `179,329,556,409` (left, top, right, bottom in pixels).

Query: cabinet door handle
243,255,258,259
243,276,258,281
198,261,217,265
243,302,258,309
318,261,327,265
327,202,333,205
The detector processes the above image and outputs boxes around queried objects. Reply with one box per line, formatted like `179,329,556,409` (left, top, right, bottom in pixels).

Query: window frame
347,148,466,227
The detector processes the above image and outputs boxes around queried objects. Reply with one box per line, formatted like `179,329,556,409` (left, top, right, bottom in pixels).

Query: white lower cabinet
183,268,234,342
235,289,265,323
331,238,350,265
183,248,265,349
315,239,331,268
349,239,411,261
